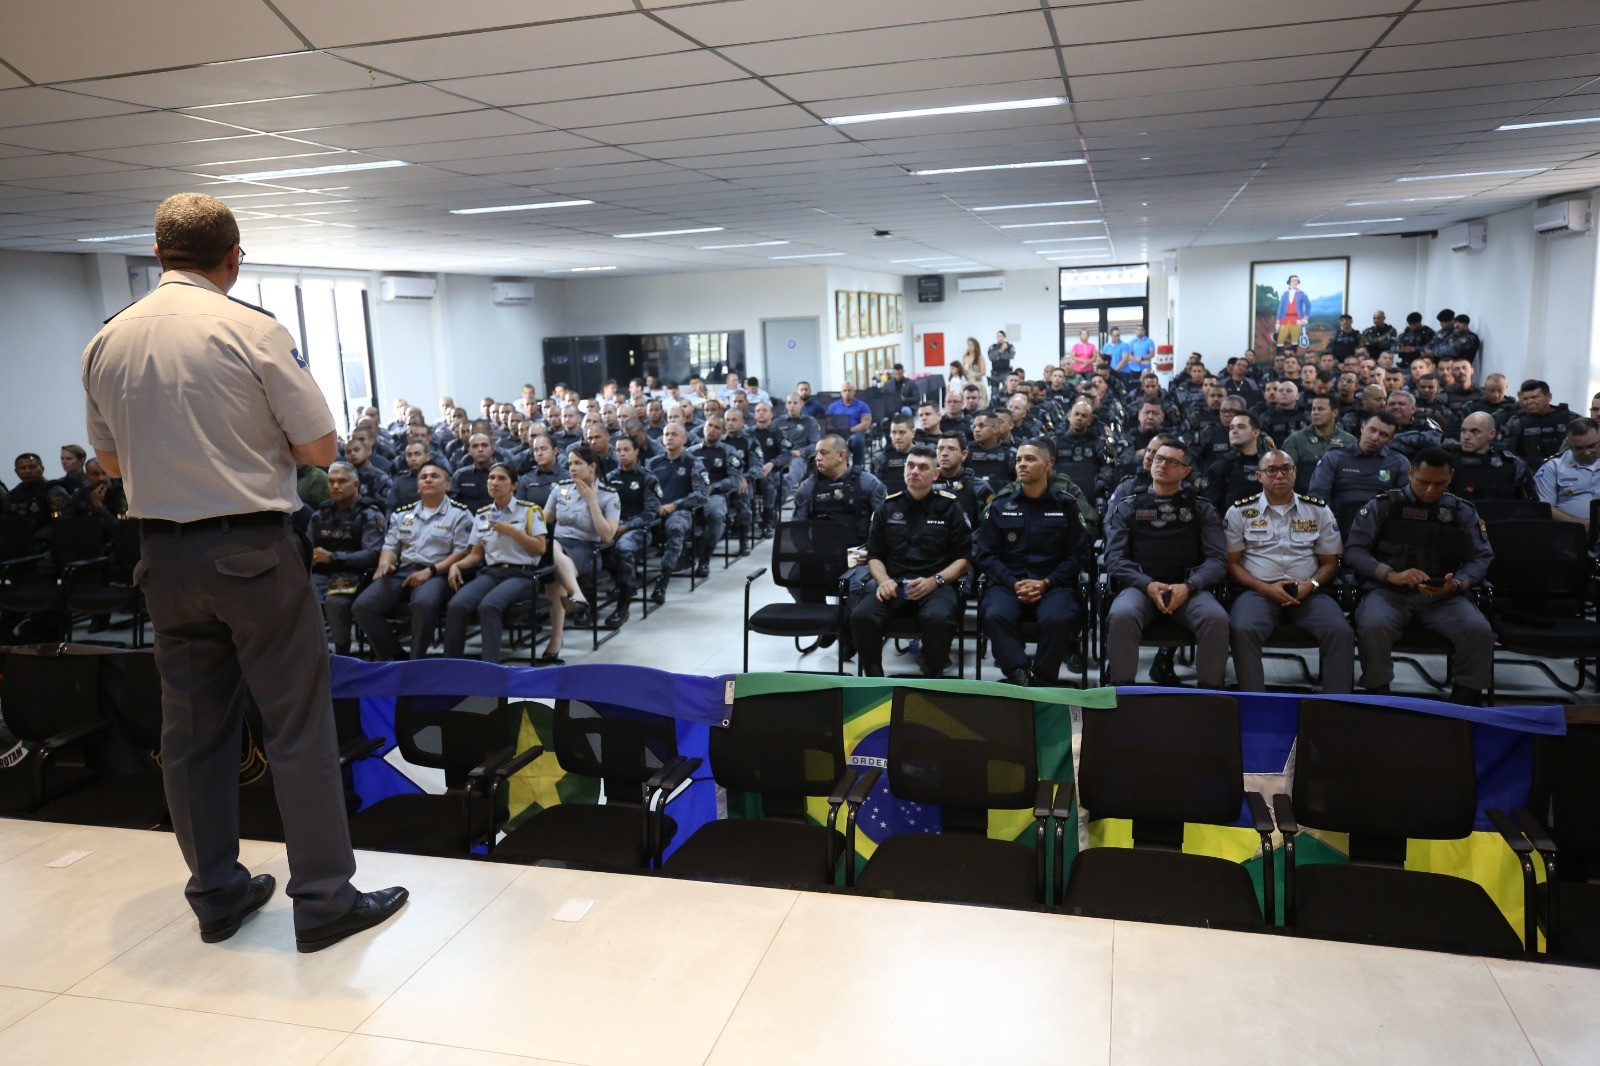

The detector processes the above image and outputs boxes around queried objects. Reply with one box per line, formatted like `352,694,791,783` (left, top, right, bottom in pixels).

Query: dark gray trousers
138,519,357,932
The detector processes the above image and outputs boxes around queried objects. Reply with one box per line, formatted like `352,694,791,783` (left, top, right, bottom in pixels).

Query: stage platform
1,819,1596,1065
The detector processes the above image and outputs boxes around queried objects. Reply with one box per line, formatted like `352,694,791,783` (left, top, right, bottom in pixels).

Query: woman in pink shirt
1070,329,1098,375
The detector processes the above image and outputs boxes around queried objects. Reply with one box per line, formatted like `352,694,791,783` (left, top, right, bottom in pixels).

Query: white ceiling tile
2,111,255,152
0,153,142,181
378,130,597,164
0,87,147,129
1339,55,1600,96
0,1,306,83
84,135,343,168
179,84,483,134
722,12,1053,76
290,110,538,150
1385,0,1599,46
66,53,405,110
655,0,1034,46
439,52,750,109
771,52,1064,104
1359,26,1600,73
1053,0,1405,41
1063,20,1390,77
435,146,646,175
268,0,633,48
331,14,695,82
1071,54,1361,102
510,80,791,130
584,105,816,145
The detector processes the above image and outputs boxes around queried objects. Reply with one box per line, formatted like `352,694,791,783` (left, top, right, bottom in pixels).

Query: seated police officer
850,445,971,678
1308,410,1411,522
1103,441,1230,688
1344,446,1495,704
691,414,746,573
648,422,711,601
352,461,472,661
602,434,663,627
451,432,497,511
442,463,547,663
539,447,620,661
973,439,1088,686
932,431,994,526
310,462,385,658
1447,411,1531,502
1223,449,1354,693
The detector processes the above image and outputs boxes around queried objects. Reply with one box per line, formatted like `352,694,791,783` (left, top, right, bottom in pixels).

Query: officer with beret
601,435,662,627
973,438,1088,685
851,445,972,677
352,460,472,660
1344,447,1495,703
310,462,385,657
442,463,547,663
1103,440,1230,688
1223,450,1354,693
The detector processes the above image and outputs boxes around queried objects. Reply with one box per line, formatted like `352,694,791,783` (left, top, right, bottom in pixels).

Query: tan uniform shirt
81,270,334,521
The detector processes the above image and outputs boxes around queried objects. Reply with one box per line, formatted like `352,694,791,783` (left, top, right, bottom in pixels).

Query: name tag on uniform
1290,519,1318,533
1401,507,1430,520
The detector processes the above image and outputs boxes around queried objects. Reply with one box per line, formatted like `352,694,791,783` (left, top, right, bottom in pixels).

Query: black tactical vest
1127,488,1205,583
806,469,873,542
1370,492,1473,576
1449,453,1519,501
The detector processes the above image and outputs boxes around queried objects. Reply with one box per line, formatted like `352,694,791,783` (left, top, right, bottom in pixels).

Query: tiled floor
1,820,1597,1065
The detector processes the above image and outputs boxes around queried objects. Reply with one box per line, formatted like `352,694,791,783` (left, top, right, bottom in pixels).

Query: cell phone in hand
1281,582,1298,597
1419,577,1448,588
1160,588,1173,608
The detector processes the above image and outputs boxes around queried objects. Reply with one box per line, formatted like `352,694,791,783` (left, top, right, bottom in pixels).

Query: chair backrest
1531,708,1600,870
824,413,852,435
1,514,38,562
552,699,678,801
713,689,846,800
1078,694,1243,833
44,516,110,568
1473,498,1550,524
1057,461,1098,502
1293,698,1477,843
887,688,1036,811
769,520,854,595
393,695,511,789
0,647,103,742
1486,520,1589,606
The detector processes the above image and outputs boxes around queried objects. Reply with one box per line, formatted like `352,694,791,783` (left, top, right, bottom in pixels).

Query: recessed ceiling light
612,227,724,238
569,266,616,272
1496,116,1600,131
699,240,789,249
770,252,845,259
970,199,1097,212
221,159,408,181
1396,167,1548,182
1022,236,1105,244
1306,218,1402,226
890,256,965,263
450,200,594,215
1277,233,1360,240
1346,196,1466,205
911,158,1086,176
826,96,1067,126
998,220,1101,229
187,94,319,110
76,232,155,243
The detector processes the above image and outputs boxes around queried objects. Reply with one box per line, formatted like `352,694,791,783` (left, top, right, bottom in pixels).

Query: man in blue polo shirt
1103,326,1134,380
826,379,873,465
1125,325,1156,376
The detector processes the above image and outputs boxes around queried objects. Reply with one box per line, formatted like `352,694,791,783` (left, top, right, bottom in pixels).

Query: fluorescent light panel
1347,196,1466,205
1496,116,1600,131
570,266,616,272
1022,236,1105,244
612,226,723,238
998,220,1100,229
450,200,594,215
76,232,155,243
1396,167,1548,182
699,240,789,249
1306,218,1402,226
826,96,1067,126
221,159,408,181
911,158,1086,176
770,252,844,259
1278,232,1359,240
971,199,1097,212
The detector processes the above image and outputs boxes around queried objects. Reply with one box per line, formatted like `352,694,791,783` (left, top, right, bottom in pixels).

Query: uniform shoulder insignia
394,501,418,512
476,503,496,513
936,490,958,499
885,490,904,499
226,295,276,319
1233,492,1262,507
1296,493,1326,506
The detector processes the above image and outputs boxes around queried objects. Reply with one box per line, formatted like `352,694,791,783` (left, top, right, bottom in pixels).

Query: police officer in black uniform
310,462,385,657
874,415,916,494
4,452,52,531
1447,412,1531,502
851,445,972,677
1203,411,1269,510
601,435,663,627
744,404,786,537
516,435,567,504
451,433,497,511
966,412,1017,486
792,433,888,544
1501,379,1580,465
775,393,822,491
931,431,994,526
647,422,710,601
973,439,1088,685
690,414,745,575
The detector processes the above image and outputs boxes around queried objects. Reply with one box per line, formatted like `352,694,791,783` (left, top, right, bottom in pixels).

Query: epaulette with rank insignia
476,503,497,513
1296,493,1327,506
1233,492,1262,508
393,501,419,513
885,491,903,499
936,490,958,499
227,295,276,319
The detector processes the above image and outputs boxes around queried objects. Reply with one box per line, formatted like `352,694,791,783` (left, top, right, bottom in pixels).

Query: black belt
486,562,540,572
140,511,287,537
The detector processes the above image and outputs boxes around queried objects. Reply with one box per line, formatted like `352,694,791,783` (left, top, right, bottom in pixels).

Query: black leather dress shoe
1005,669,1033,687
200,873,276,944
295,886,410,954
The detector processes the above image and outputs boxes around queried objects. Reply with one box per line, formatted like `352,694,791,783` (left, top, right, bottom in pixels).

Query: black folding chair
1472,498,1551,524
1275,698,1529,956
665,688,878,887
854,688,1056,909
1483,520,1600,698
742,520,854,673
1060,693,1273,927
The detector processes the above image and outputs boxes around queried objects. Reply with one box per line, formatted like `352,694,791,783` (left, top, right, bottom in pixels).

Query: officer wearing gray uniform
310,462,385,657
1344,447,1496,702
352,462,472,661
1308,410,1411,524
442,466,547,663
80,192,404,952
647,423,710,599
542,451,622,592
1103,440,1230,688
1223,450,1354,693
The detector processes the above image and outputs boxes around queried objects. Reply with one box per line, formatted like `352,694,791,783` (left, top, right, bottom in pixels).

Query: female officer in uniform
538,446,620,663
442,463,548,663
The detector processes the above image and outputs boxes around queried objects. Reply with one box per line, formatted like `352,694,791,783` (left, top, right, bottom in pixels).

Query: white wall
0,250,123,476
1172,236,1428,368
559,265,825,387
825,264,912,388
902,268,1061,379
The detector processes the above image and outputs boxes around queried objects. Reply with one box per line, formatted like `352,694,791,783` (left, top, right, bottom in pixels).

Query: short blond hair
154,192,239,271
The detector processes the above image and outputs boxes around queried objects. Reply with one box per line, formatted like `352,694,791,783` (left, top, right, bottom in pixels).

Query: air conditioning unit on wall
378,275,437,301
956,274,1005,293
491,280,535,305
1534,199,1592,235
1442,222,1486,252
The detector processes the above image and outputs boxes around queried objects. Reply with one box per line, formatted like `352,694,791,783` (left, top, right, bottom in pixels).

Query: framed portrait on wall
835,290,848,340
879,294,890,334
891,295,902,332
869,294,881,336
1249,257,1348,358
845,293,859,338
856,292,870,335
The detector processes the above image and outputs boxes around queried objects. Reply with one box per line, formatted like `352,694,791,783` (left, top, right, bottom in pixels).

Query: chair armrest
1487,808,1540,954
467,745,516,785
0,552,47,577
337,736,385,766
1486,808,1532,854
1271,792,1298,835
745,567,768,584
826,767,858,809
1512,808,1558,854
1245,791,1275,836
491,744,546,780
844,766,880,807
646,755,703,807
841,767,880,888
41,718,110,750
1033,779,1057,820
